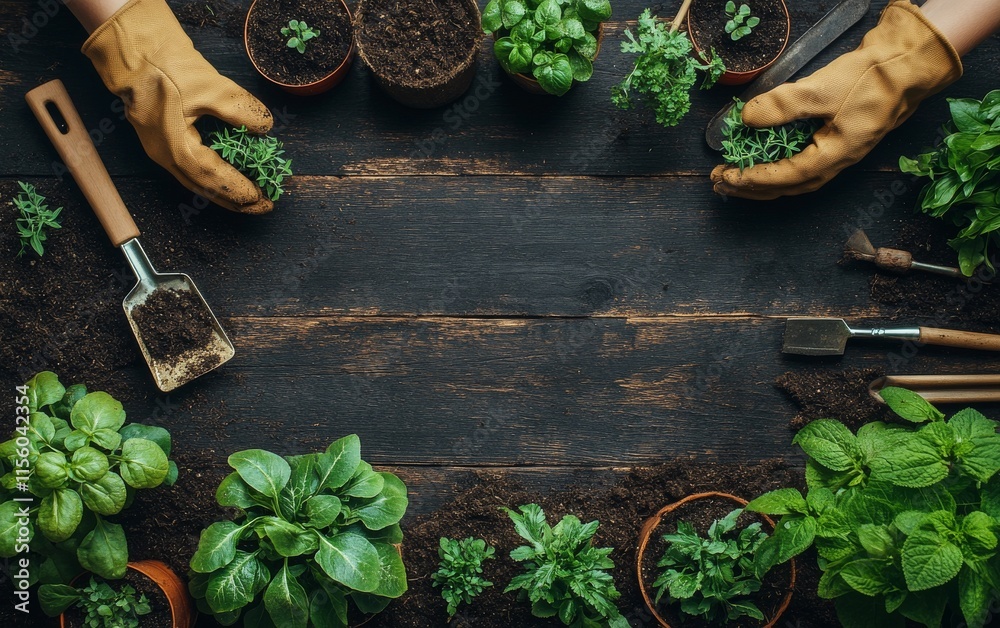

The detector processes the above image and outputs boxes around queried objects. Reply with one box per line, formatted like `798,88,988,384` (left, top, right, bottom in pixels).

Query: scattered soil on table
688,0,788,74
247,0,353,85
63,569,172,628
132,288,215,362
776,367,894,431
369,459,837,627
175,0,247,39
356,0,480,88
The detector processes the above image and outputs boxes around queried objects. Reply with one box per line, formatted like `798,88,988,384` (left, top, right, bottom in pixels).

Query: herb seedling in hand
612,9,725,128
721,99,815,170
209,126,292,201
725,1,759,41
432,537,495,618
282,19,319,54
39,577,151,627
13,181,62,258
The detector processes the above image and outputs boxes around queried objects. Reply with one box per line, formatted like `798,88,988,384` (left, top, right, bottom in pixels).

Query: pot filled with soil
354,0,483,108
687,0,789,85
636,492,795,628
245,0,356,95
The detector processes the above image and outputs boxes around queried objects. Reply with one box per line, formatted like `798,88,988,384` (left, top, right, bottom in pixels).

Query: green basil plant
0,372,176,583
189,434,408,627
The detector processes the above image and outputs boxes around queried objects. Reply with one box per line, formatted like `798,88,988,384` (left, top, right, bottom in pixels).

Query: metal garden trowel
783,317,1000,356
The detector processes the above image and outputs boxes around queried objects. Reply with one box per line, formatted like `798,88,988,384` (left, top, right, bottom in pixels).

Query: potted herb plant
244,0,356,95
482,0,611,96
636,492,795,627
188,434,408,626
354,0,483,108
687,0,790,85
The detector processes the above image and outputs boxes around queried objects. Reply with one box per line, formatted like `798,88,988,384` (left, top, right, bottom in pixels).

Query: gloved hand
711,0,962,201
82,0,275,214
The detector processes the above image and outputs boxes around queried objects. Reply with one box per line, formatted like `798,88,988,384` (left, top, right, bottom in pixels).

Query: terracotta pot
687,0,790,86
244,0,357,96
635,492,795,628
60,560,195,628
354,0,482,108
497,23,605,96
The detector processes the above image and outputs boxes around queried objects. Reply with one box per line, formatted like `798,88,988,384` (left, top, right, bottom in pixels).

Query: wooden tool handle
25,80,139,247
919,327,1000,351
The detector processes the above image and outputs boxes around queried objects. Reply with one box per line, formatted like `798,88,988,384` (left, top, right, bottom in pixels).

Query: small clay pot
635,492,795,628
498,24,606,96
60,561,195,628
354,0,482,108
244,0,356,96
687,0,790,86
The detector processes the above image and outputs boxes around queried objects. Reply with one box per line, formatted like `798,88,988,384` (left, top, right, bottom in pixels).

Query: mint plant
900,90,1000,276
189,434,408,627
13,181,62,258
504,503,629,627
654,507,768,623
0,372,176,583
209,126,292,201
612,9,725,128
721,98,816,170
724,1,759,41
432,536,494,618
281,19,319,54
747,388,1000,628
482,0,611,96
39,576,151,626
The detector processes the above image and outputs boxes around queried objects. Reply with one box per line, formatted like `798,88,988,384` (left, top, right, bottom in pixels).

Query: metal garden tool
844,229,966,279
870,374,1000,405
25,80,234,392
782,317,1000,356
705,0,871,150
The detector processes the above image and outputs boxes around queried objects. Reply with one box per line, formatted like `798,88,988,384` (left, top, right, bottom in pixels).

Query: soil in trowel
131,288,215,362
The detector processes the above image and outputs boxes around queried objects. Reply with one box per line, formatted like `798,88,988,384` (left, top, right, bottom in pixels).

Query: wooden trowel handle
25,80,139,247
919,327,1000,351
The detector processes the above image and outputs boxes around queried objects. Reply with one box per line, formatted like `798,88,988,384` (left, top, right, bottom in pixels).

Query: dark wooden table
2,0,1000,518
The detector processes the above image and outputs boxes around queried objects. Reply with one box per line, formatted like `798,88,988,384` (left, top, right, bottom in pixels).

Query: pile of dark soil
63,570,172,628
776,367,894,431
246,0,353,85
132,288,215,362
356,0,480,87
175,0,247,39
688,0,788,73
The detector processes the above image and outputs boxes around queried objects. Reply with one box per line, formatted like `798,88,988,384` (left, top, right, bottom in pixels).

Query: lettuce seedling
721,99,816,170
39,576,151,626
189,434,408,627
724,1,759,41
209,126,292,201
0,372,176,583
282,19,319,54
504,503,629,627
432,536,494,618
747,388,1000,628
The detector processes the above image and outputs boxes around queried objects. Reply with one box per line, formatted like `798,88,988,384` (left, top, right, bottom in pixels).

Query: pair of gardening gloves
711,0,963,200
82,0,275,214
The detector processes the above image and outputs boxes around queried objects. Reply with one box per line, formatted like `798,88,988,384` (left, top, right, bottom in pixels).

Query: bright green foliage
653,508,768,624
724,1,759,41
504,504,629,627
281,19,319,54
747,388,1000,628
721,99,816,170
209,126,292,201
39,577,151,626
189,434,408,627
431,536,495,618
611,9,725,128
0,372,176,582
13,181,62,258
900,90,1000,276
482,0,611,96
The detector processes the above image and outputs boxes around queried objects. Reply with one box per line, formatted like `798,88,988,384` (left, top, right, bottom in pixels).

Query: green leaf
0,500,31,557
879,387,944,423
898,589,947,627
229,449,291,500
119,438,169,488
70,392,126,434
353,473,408,530
89,428,121,451
959,566,993,628
755,515,816,575
217,472,256,508
746,488,807,515
38,583,80,617
481,0,502,32
533,54,574,96
840,558,890,596
961,511,998,557
305,494,342,528
902,529,963,591
576,0,611,22
69,446,109,482
817,569,853,599
317,435,361,491
206,550,270,614
35,451,69,488
493,37,517,73
342,461,384,498
28,412,55,444
315,533,380,592
508,42,534,74
38,488,83,542
959,434,1000,482
534,0,561,27
78,518,128,579
566,49,593,82
502,0,526,28
80,472,127,516
191,521,246,573
264,563,310,628
119,423,172,457
26,372,65,412
793,419,861,471
875,436,949,488
261,517,318,557
372,541,407,598
856,524,894,558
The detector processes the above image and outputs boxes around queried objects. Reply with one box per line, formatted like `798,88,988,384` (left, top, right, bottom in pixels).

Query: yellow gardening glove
711,0,962,201
82,0,275,214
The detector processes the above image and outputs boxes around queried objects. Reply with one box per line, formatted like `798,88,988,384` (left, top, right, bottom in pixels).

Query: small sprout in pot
13,181,62,258
725,1,759,41
209,126,292,201
282,19,320,54
39,577,151,627
432,536,495,619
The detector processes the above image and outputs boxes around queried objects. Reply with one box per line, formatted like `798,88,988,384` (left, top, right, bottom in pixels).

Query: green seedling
209,126,292,201
432,536,495,618
281,19,319,54
39,577,151,627
13,181,62,258
725,1,759,41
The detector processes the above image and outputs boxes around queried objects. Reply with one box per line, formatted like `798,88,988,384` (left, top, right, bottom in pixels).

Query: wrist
68,0,130,33
920,0,1000,56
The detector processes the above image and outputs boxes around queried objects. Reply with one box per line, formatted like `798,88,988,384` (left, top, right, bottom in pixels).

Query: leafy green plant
504,503,629,627
281,19,319,54
0,372,176,583
13,181,62,258
653,507,768,623
612,9,725,128
482,0,611,96
724,1,759,41
432,536,495,618
39,576,151,626
721,98,816,170
900,91,1000,276
747,388,1000,628
209,126,292,201
188,434,408,627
